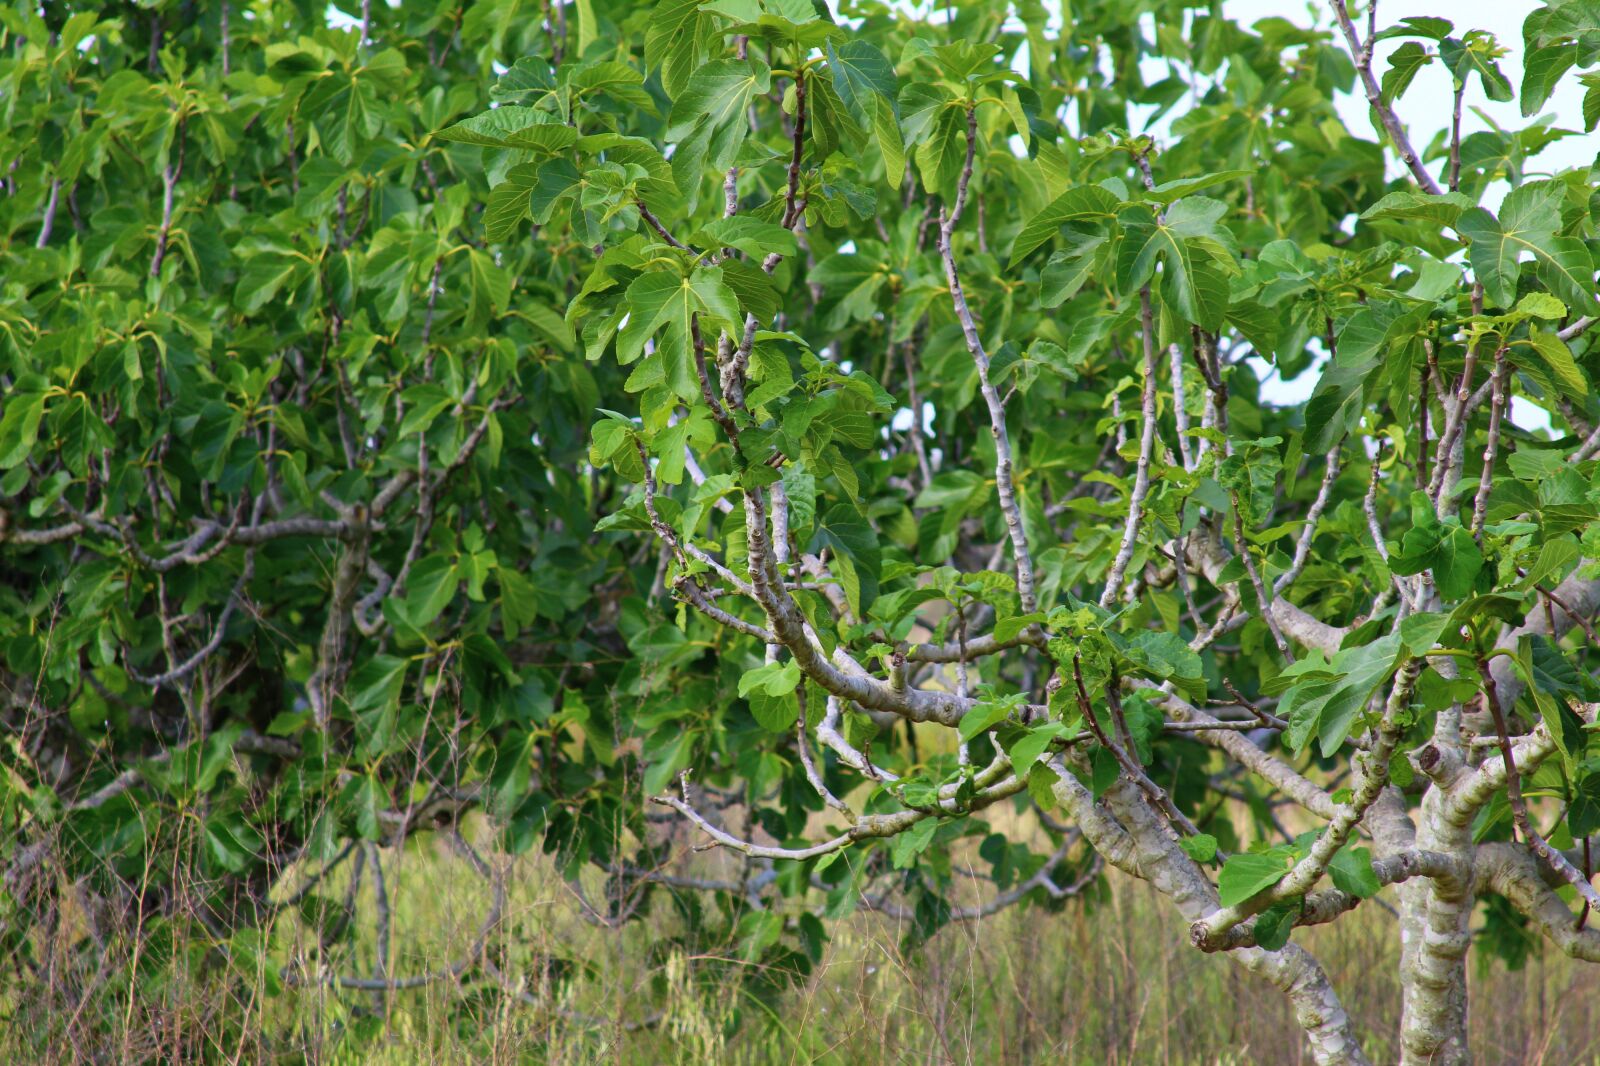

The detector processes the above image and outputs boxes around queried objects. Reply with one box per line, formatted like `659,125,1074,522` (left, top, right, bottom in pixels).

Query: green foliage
5,0,1600,1044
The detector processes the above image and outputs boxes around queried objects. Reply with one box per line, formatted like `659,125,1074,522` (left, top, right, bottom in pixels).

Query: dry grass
8,809,1600,1066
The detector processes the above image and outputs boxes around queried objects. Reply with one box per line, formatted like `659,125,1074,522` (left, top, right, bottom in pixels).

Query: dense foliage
6,0,1600,1062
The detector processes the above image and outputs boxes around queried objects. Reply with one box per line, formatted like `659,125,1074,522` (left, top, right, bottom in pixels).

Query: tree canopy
6,1,1600,1063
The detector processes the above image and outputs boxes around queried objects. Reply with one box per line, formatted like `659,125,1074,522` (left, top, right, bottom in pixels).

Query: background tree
5,1,1600,1063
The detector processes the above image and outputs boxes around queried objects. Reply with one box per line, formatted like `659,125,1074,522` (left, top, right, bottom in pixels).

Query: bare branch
1470,348,1507,542
1477,656,1600,911
1328,0,1443,195
1101,288,1158,609
936,132,1036,613
1276,443,1342,593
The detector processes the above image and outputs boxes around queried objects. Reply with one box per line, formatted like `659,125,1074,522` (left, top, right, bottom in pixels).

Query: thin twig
1471,348,1507,542
937,104,1035,613
1328,0,1444,195
1478,656,1600,911
1102,288,1158,608
1276,443,1342,593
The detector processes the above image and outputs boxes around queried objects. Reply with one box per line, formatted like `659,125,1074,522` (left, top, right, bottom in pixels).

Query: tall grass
8,810,1600,1066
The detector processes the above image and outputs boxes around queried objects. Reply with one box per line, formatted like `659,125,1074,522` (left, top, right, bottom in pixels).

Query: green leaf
347,655,408,716
810,504,882,614
1218,849,1294,907
1568,773,1600,838
204,813,262,874
1009,184,1121,267
1522,44,1577,116
1517,292,1568,319
1381,42,1432,103
1026,762,1059,811
340,774,387,842
828,40,897,123
1142,170,1254,205
498,568,540,640
616,268,744,398
529,158,584,224
1304,358,1377,452
1115,203,1232,329
1527,329,1590,401
668,59,773,135
871,93,905,188
489,729,537,817
1457,184,1597,312
1522,636,1589,766
1252,902,1298,951
1520,535,1580,592
1327,846,1381,898
483,164,539,243
1375,16,1453,40
397,383,453,437
913,103,966,198
0,388,47,469
467,248,511,329
1040,242,1105,307
1440,37,1513,102
1280,635,1405,756
1399,611,1452,654
575,0,598,56
890,817,939,869
739,659,802,698
1001,720,1076,777
1121,630,1206,702
959,696,1018,742
492,57,555,99
435,107,580,152
666,58,772,186
748,689,800,732
1178,833,1218,863
1360,190,1474,227
696,216,800,258
1392,519,1483,600
235,253,308,313
399,555,460,627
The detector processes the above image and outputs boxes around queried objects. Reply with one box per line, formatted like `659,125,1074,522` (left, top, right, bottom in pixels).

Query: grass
9,808,1600,1066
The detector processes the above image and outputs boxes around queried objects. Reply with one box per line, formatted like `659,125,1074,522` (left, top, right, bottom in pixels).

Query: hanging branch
781,67,808,229
1071,659,1202,838
150,118,186,278
1101,288,1159,609
654,765,1025,861
937,102,1037,614
1447,83,1465,192
1476,657,1600,911
1231,493,1293,660
637,203,695,252
856,843,1101,923
1471,348,1508,542
220,3,231,76
1276,444,1342,593
1170,342,1194,471
36,180,59,249
125,551,256,688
